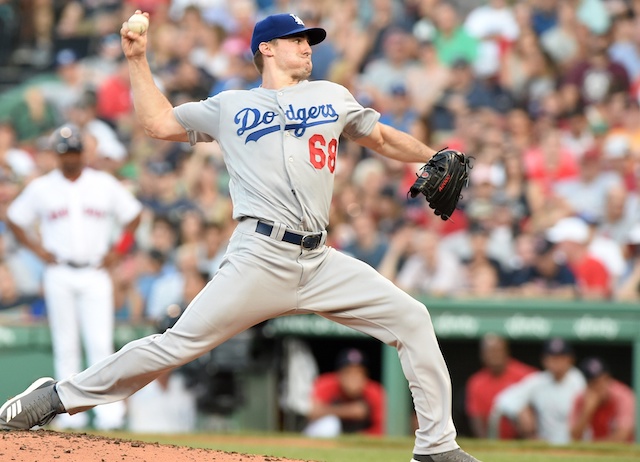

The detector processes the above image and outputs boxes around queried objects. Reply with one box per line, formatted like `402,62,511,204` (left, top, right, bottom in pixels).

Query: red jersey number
309,134,337,173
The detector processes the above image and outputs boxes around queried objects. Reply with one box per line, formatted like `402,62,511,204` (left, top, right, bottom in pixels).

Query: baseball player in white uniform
0,12,480,462
5,124,143,430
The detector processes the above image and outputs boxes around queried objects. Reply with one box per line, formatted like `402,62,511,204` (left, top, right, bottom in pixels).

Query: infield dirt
0,430,311,462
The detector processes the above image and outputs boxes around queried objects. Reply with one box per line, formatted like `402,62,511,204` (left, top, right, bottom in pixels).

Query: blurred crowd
1,0,640,323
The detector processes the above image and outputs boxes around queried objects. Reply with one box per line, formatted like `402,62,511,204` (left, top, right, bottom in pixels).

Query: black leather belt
58,260,93,269
255,221,323,250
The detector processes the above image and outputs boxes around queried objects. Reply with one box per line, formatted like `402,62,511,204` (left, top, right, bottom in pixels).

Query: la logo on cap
290,14,304,25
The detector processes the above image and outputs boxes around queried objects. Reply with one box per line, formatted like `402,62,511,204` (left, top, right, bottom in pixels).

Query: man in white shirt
490,338,586,444
6,124,142,430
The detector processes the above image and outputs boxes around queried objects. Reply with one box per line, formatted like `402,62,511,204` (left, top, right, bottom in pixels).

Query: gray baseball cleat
0,377,65,430
412,448,482,462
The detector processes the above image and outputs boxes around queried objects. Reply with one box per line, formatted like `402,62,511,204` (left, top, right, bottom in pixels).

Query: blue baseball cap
250,13,326,55
335,348,367,370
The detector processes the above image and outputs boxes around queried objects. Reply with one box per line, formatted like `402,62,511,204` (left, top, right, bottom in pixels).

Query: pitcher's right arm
120,10,187,142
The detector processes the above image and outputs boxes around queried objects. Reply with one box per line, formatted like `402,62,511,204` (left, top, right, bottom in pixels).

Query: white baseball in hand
127,13,149,34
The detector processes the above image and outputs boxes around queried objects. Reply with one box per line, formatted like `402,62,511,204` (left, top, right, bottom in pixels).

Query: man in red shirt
304,348,385,437
546,216,611,299
466,334,536,439
571,357,635,442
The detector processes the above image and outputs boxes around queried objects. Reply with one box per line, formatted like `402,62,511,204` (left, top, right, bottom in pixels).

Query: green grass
101,431,640,462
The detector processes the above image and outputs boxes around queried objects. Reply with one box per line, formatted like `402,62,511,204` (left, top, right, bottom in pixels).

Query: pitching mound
0,430,309,462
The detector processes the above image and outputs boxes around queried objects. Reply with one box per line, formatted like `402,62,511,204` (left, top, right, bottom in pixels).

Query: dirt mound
0,430,309,462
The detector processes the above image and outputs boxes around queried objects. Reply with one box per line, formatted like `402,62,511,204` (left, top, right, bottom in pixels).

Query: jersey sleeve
173,96,221,146
340,86,380,141
108,177,143,225
7,181,41,228
493,372,542,418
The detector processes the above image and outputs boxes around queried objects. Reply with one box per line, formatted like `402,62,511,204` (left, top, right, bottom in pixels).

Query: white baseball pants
44,265,125,430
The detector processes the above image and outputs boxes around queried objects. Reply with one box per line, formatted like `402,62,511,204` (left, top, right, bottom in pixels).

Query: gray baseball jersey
173,80,378,231
55,80,459,456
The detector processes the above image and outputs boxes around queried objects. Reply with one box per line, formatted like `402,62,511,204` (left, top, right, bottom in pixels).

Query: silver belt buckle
301,234,321,250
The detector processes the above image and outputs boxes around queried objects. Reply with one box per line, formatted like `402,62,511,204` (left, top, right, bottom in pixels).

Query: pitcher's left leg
299,248,459,456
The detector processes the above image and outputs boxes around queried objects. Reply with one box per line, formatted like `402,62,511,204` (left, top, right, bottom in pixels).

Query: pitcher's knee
404,301,432,325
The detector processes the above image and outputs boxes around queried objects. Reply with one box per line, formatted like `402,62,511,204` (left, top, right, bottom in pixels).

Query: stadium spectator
146,242,201,320
538,2,582,72
389,228,463,297
460,222,508,288
322,0,370,82
523,128,580,205
177,208,205,247
198,221,229,277
490,338,586,444
304,348,385,437
601,119,640,192
497,150,537,227
209,42,259,95
561,33,630,112
360,0,412,64
359,28,419,105
607,5,640,82
142,214,179,262
405,38,451,119
378,84,420,134
570,357,635,442
499,28,555,110
599,184,639,246
463,0,519,79
580,212,627,289
37,48,88,120
616,223,640,301
559,106,596,161
140,159,199,228
126,247,168,322
553,147,622,221
0,86,59,145
0,121,37,183
96,57,133,126
82,33,125,88
505,236,577,299
341,211,389,269
529,0,559,36
66,90,128,173
429,57,496,139
431,1,479,67
466,334,536,439
546,216,612,300
0,223,41,306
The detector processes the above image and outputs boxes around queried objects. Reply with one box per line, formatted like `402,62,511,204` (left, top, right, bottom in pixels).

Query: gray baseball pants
56,218,459,455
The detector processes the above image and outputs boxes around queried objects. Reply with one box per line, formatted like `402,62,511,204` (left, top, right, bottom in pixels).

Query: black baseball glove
408,148,473,220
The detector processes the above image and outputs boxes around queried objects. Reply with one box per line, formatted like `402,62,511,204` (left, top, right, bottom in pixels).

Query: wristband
114,230,135,255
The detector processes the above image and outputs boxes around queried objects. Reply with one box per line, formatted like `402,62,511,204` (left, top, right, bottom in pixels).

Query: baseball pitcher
0,12,477,462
